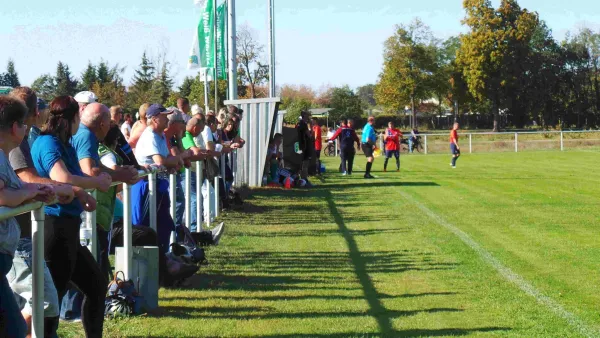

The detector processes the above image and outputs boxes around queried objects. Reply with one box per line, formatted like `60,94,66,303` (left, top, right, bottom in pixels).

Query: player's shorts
450,143,460,155
7,238,60,317
385,150,399,158
361,143,374,157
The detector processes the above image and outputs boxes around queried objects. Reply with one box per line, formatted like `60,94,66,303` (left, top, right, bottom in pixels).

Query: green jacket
96,144,122,231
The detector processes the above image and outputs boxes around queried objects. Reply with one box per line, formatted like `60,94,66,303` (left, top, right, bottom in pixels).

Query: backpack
105,271,142,317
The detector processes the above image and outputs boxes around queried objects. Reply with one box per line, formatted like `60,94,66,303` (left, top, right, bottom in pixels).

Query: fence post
123,182,132,280
149,172,157,232
169,173,176,245
185,168,192,230
469,134,472,154
560,131,564,151
335,139,339,157
214,176,220,218
85,189,97,260
31,207,45,338
196,161,203,232
424,135,428,155
515,132,518,152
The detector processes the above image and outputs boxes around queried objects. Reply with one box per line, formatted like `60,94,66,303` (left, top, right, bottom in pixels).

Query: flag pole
227,0,237,100
204,69,209,113
213,0,218,113
268,0,275,97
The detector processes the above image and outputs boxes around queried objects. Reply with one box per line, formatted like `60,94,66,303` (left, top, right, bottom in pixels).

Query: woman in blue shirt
30,96,112,338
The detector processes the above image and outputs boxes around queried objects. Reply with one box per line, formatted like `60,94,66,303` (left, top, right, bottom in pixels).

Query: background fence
378,130,600,154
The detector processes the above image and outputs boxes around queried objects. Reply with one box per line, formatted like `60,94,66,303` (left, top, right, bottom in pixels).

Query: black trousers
340,148,356,174
44,215,107,338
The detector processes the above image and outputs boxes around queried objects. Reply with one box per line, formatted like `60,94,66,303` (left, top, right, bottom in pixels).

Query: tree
329,86,364,122
54,62,78,97
90,60,127,108
150,61,174,105
375,18,438,126
79,62,97,91
128,52,156,106
179,76,195,98
456,0,539,131
2,60,20,88
283,98,312,124
280,84,317,110
357,84,376,108
31,74,56,101
237,24,269,98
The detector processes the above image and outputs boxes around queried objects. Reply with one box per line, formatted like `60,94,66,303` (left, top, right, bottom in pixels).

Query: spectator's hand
76,190,97,212
95,172,113,192
231,143,241,149
184,159,192,168
122,165,140,185
90,167,102,177
54,184,76,204
32,184,55,204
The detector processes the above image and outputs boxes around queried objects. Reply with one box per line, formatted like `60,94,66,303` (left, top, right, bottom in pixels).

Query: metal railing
377,130,600,154
0,153,231,338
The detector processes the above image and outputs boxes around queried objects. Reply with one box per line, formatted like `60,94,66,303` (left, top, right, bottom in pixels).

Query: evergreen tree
4,60,20,87
31,74,56,101
179,76,195,98
150,61,173,104
128,52,156,106
54,62,78,97
96,61,111,85
79,61,97,91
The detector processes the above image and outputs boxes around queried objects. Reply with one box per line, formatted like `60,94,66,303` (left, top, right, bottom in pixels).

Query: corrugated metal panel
224,98,281,187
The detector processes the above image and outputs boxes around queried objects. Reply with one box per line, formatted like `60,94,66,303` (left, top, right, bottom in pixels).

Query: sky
0,0,599,91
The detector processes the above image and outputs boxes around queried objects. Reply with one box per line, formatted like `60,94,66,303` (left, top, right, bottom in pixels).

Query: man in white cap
73,91,97,115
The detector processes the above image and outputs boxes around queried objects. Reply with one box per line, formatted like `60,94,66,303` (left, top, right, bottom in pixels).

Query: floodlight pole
227,0,237,100
268,0,276,97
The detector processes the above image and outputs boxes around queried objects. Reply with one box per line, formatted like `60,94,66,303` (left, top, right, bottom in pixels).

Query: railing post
31,207,45,338
148,172,157,232
560,131,564,151
84,189,98,260
185,168,192,230
214,176,220,218
424,135,428,155
469,133,472,154
335,139,339,157
123,182,132,280
196,161,203,232
515,132,518,152
169,173,176,245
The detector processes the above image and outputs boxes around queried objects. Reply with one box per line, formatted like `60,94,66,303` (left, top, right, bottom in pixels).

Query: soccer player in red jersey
384,121,402,172
311,117,322,172
450,122,460,168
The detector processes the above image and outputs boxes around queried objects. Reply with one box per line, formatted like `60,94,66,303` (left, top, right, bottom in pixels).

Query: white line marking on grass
398,191,598,338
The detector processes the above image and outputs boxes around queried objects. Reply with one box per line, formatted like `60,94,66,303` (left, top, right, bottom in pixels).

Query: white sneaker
450,162,453,166
452,166,456,169
211,222,225,245
342,171,347,176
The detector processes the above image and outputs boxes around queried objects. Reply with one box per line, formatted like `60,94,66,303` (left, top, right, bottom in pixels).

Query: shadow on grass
321,181,440,190
257,326,511,337
239,228,410,238
162,291,459,302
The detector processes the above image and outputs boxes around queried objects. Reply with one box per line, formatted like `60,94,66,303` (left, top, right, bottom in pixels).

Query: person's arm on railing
79,158,138,185
49,159,112,192
16,168,76,204
0,184,52,207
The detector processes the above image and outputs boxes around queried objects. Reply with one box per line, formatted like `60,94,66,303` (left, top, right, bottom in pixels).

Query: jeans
0,252,27,338
187,173,199,233
44,215,107,338
175,172,185,227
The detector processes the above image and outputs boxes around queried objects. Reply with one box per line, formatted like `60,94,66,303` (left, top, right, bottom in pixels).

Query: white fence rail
380,130,600,154
0,154,231,338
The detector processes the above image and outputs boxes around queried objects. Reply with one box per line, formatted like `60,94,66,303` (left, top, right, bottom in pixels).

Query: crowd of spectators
0,88,244,337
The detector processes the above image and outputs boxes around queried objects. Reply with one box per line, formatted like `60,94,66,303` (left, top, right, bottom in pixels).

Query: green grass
59,150,600,337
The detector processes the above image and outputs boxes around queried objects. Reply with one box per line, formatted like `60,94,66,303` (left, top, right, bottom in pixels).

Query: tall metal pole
227,0,237,100
268,0,276,97
204,70,209,113
213,0,218,113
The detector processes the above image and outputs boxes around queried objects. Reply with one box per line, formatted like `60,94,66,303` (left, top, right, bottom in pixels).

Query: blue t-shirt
70,123,100,166
362,123,376,144
31,135,84,217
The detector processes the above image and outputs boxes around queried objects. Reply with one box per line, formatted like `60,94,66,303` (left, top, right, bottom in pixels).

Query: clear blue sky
0,0,598,91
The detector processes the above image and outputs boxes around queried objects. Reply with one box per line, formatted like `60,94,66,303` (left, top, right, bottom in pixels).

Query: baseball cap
74,91,97,104
146,104,171,118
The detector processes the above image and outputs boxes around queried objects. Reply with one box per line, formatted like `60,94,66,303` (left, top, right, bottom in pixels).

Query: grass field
59,150,600,337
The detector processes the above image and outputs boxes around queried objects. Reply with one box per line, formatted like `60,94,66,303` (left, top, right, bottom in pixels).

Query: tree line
375,0,600,131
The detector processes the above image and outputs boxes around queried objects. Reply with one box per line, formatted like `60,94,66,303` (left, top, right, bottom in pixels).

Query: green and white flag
216,3,227,79
188,0,214,69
